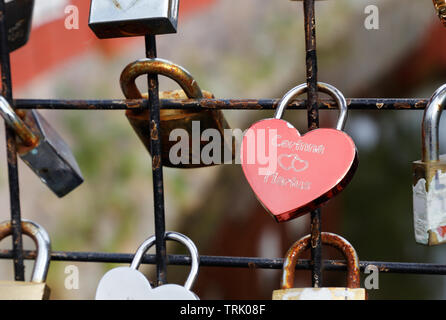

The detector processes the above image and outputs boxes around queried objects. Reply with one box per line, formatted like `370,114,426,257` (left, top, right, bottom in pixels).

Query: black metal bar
12,98,429,110
0,250,445,275
0,0,24,281
145,35,167,286
303,0,322,288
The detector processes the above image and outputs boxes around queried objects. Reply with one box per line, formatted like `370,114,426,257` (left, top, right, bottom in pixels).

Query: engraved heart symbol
241,118,358,222
278,154,309,172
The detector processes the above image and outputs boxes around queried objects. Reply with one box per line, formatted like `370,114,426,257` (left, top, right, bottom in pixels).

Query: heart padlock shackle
412,84,446,246
120,58,234,168
0,219,51,300
273,232,366,300
0,96,84,197
241,82,358,222
96,231,200,300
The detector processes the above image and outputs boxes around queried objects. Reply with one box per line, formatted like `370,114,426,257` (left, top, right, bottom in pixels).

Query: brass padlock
5,0,34,52
120,58,234,168
0,219,51,300
413,84,446,246
0,96,84,197
273,232,366,300
88,0,179,39
433,0,446,26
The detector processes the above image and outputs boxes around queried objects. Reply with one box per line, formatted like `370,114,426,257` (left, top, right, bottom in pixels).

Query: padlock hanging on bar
413,84,446,245
88,0,180,39
0,219,51,300
0,96,84,197
120,58,234,168
96,231,200,300
272,232,366,300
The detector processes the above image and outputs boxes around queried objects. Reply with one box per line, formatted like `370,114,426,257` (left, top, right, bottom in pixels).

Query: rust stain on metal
112,0,122,9
415,100,427,109
281,232,361,290
152,155,161,169
150,120,159,140
394,103,412,109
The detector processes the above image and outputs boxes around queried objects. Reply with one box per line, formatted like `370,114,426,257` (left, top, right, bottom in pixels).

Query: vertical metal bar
145,35,167,285
303,0,322,287
0,0,25,281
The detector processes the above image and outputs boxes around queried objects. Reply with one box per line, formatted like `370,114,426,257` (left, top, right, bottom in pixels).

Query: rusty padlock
120,58,234,168
413,84,446,246
272,232,366,300
88,0,179,39
0,96,84,197
0,219,51,300
433,0,446,26
5,0,34,52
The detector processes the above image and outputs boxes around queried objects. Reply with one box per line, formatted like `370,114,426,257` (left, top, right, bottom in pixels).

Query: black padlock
6,0,34,52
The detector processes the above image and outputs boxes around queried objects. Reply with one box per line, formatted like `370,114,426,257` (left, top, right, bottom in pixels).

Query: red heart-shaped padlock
241,83,358,222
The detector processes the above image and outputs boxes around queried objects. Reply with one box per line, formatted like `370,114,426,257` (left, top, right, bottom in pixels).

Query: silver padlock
413,84,446,245
88,0,179,39
5,0,34,52
0,219,51,300
0,96,84,197
96,231,200,300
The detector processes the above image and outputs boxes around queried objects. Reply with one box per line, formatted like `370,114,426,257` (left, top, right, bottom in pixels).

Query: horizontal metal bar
13,98,428,110
0,250,444,274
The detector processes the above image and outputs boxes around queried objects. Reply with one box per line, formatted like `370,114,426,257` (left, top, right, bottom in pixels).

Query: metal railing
0,0,444,296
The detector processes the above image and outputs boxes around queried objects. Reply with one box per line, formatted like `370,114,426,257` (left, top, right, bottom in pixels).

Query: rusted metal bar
303,0,322,288
12,98,429,110
0,0,24,281
145,35,167,286
0,250,445,275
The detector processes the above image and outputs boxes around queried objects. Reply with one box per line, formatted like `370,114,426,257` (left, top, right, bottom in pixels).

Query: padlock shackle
0,96,39,147
120,58,204,100
130,231,200,291
281,232,360,290
422,83,446,162
0,220,51,283
274,82,348,131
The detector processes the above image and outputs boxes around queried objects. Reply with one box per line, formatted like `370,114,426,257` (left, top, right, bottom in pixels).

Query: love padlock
0,219,51,300
241,82,358,222
121,58,233,168
272,232,366,300
0,96,84,197
413,84,446,245
96,231,200,300
89,0,179,39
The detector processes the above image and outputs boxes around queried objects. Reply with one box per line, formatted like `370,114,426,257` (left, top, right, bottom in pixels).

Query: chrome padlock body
273,232,366,300
0,97,84,197
88,0,179,39
96,231,200,300
413,84,446,245
121,58,234,168
6,0,34,52
0,220,51,300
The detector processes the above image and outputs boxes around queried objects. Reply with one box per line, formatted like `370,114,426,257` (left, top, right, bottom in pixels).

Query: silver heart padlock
95,231,200,300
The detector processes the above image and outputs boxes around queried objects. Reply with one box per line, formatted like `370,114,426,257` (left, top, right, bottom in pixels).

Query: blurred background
0,0,445,299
